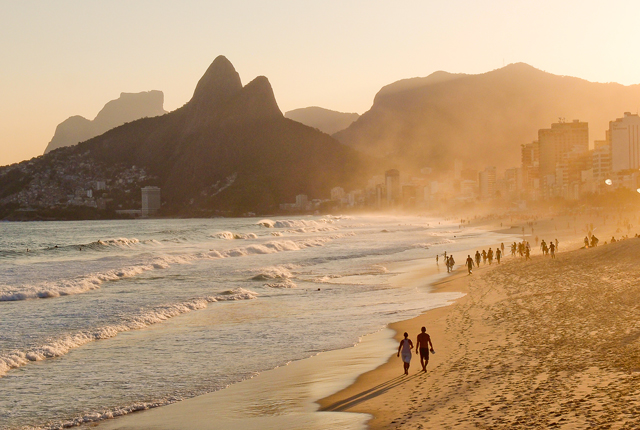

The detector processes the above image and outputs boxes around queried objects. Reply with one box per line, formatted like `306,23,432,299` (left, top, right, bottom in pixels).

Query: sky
2,0,640,166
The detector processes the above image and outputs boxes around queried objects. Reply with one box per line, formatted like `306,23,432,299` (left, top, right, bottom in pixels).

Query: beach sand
91,211,639,429
320,235,640,429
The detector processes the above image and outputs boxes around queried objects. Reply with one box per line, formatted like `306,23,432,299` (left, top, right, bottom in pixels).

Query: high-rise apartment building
538,120,589,179
385,169,400,205
141,186,161,217
609,112,640,172
479,166,497,199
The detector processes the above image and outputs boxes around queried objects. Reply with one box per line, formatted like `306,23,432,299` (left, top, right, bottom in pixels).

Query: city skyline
4,0,640,166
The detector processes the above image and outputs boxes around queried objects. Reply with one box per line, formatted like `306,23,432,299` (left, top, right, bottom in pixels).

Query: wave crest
0,288,258,377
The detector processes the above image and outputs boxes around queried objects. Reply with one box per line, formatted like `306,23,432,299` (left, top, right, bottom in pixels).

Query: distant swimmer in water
416,327,434,372
397,332,414,375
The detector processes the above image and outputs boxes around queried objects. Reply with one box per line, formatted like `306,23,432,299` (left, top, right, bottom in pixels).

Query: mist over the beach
3,2,640,430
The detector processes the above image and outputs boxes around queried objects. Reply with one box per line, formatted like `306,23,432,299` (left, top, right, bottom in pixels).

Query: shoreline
319,213,634,429
91,211,626,429
317,263,487,428
93,259,463,430
92,224,507,430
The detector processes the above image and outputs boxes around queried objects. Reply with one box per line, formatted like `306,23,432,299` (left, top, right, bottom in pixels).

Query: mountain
31,56,371,215
285,107,359,135
334,63,640,172
44,91,166,154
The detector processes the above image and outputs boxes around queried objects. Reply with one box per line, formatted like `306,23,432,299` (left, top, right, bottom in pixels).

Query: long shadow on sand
321,373,424,412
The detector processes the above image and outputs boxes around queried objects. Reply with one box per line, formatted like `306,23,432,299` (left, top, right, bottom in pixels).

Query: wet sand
92,211,638,429
320,233,640,428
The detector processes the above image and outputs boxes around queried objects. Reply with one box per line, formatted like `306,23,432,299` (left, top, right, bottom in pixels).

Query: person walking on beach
500,242,505,254
465,255,474,274
397,332,414,375
549,242,556,258
416,327,434,372
584,236,590,248
487,248,494,264
475,250,481,267
496,248,502,264
481,249,487,264
448,255,455,272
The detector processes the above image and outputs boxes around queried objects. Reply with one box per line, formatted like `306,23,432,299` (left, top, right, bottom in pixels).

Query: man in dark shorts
415,327,434,372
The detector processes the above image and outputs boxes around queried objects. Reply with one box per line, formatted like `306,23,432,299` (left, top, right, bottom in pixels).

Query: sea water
0,215,507,429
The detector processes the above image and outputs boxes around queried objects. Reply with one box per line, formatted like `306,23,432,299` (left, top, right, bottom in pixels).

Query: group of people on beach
436,252,456,273
397,327,434,375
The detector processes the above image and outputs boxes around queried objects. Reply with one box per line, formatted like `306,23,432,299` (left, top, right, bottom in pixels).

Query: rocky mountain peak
189,55,243,113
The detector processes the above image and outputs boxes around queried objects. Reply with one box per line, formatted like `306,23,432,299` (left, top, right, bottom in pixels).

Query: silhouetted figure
549,242,555,258
525,247,531,260
488,248,494,264
496,248,502,263
397,332,414,375
482,249,487,264
475,250,481,267
466,255,474,274
416,327,434,372
584,236,590,248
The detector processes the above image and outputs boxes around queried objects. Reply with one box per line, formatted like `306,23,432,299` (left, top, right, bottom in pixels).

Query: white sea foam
251,266,294,280
1,237,343,302
257,218,340,229
212,231,258,240
40,397,184,430
0,288,258,378
264,279,297,289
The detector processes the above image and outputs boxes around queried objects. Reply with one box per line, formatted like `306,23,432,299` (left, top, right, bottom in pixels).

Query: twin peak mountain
68,56,370,214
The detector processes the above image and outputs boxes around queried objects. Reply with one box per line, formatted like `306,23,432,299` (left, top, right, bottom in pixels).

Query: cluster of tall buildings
283,112,640,213
522,113,640,200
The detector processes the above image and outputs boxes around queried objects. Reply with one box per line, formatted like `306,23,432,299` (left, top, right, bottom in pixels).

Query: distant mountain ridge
285,107,359,135
334,63,640,172
49,56,371,214
44,91,166,154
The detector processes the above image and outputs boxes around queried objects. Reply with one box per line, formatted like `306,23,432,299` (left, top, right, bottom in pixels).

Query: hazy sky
2,0,640,166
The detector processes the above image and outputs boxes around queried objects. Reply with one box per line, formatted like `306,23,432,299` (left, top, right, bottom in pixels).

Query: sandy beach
88,211,640,430
321,220,640,429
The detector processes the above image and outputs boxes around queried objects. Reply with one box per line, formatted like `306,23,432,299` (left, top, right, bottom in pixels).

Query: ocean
0,215,507,429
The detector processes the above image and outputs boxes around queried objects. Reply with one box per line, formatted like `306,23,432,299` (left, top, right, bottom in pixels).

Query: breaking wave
212,231,258,240
1,237,345,302
263,279,297,289
251,266,294,280
257,218,338,229
0,288,258,378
